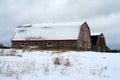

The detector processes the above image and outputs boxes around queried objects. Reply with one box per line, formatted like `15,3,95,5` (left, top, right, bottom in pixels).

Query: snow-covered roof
12,22,84,40
91,33,101,36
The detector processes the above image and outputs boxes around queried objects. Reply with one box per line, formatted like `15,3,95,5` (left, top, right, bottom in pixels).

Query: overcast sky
0,0,120,49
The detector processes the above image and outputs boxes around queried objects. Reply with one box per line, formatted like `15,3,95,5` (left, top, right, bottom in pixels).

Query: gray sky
0,0,120,49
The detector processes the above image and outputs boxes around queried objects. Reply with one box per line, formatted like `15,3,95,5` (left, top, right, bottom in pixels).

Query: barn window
79,41,82,47
21,43,25,45
21,42,25,47
80,41,82,47
87,43,91,49
47,42,52,47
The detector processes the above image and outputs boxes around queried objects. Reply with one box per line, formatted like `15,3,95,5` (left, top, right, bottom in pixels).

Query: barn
11,22,92,50
11,21,107,51
91,33,108,52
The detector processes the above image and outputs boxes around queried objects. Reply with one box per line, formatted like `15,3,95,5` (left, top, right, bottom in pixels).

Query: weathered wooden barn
11,22,91,50
91,33,108,52
11,21,107,51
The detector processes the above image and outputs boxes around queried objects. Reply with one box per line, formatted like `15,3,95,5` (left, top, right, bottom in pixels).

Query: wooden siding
77,22,91,50
12,40,77,49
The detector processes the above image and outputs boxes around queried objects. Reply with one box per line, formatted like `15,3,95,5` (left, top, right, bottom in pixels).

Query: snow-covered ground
0,49,120,80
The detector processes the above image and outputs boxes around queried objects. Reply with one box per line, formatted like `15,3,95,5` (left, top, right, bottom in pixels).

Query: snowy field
0,49,120,80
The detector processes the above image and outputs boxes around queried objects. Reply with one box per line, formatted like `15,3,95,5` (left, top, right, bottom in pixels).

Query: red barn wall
12,40,77,49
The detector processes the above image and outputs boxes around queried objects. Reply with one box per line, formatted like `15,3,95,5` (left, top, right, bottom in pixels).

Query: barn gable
77,22,91,50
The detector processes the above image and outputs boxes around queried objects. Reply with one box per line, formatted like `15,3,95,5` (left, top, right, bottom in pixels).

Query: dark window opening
47,42,52,47
21,42,25,47
34,43,38,45
21,43,25,45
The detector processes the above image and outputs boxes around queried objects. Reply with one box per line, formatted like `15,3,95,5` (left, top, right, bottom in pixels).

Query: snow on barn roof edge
12,21,87,41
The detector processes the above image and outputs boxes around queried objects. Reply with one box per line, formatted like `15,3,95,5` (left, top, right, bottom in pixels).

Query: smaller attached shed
91,33,108,52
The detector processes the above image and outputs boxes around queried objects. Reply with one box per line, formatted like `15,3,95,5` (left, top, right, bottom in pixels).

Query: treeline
0,44,10,49
109,49,120,53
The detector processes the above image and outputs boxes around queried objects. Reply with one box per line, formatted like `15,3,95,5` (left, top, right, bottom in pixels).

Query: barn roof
91,33,101,36
12,22,85,41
